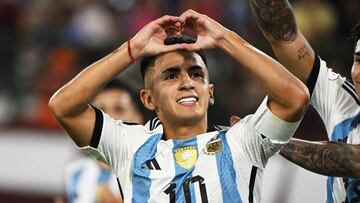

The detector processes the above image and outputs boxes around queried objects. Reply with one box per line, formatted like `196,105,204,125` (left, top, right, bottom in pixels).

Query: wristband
127,38,135,64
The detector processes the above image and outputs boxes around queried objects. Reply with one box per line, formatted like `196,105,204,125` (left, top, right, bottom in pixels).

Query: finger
155,15,179,25
164,25,182,37
230,116,241,127
180,14,200,27
180,15,207,34
161,44,187,53
180,43,201,52
155,15,181,30
179,9,200,23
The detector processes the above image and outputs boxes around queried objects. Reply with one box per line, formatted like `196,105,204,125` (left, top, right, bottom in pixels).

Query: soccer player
49,10,309,202
248,0,360,202
64,79,144,203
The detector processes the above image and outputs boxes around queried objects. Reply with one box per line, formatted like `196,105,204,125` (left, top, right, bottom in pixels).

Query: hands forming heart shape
130,9,229,61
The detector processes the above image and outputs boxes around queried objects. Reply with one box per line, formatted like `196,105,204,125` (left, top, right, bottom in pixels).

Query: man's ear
140,89,156,111
209,84,214,105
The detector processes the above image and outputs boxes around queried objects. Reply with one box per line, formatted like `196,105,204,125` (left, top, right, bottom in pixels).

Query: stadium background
0,0,359,202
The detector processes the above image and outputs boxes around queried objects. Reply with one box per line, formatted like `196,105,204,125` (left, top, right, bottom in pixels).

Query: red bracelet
127,38,135,64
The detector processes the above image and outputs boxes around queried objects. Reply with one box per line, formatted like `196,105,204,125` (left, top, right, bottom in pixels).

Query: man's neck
161,117,208,140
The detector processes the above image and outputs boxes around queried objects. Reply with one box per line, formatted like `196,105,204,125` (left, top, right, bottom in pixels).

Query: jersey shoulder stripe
341,83,360,105
344,80,356,92
306,55,321,96
90,105,103,148
149,117,162,131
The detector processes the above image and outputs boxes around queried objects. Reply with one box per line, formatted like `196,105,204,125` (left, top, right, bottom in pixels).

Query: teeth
177,97,197,104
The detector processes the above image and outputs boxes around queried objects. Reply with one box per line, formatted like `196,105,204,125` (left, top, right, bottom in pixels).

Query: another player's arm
249,0,315,83
219,31,310,122
280,139,360,178
180,9,309,122
48,16,183,147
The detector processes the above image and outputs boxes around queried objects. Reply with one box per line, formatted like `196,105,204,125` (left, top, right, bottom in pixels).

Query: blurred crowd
0,0,359,139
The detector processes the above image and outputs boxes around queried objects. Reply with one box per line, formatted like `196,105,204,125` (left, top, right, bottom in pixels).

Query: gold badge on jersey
203,137,222,155
174,146,198,169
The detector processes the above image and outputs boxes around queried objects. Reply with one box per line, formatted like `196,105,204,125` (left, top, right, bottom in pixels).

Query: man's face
142,51,214,125
352,39,360,98
93,89,143,123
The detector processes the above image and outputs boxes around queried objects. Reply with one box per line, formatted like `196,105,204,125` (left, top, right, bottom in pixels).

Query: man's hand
131,15,184,60
179,9,229,51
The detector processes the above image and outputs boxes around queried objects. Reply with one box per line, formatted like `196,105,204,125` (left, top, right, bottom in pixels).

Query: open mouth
176,96,199,104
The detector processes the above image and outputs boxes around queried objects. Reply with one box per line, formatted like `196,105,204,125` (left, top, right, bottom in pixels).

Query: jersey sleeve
309,56,359,138
226,97,301,168
78,106,150,173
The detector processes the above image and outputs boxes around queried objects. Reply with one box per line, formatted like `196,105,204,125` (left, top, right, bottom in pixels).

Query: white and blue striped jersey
81,98,300,203
64,158,121,203
308,56,360,203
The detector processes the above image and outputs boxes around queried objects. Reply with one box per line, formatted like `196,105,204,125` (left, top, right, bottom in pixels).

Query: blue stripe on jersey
326,177,335,203
345,178,360,201
132,133,162,203
216,131,243,203
171,137,198,203
97,170,112,184
330,111,360,142
327,112,360,203
69,167,84,203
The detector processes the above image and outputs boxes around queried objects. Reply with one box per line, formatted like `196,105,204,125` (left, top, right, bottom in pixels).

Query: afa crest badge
174,146,198,169
203,137,222,155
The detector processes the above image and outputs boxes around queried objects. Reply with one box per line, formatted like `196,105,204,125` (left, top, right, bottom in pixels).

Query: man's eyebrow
355,52,360,56
160,67,180,75
188,65,205,71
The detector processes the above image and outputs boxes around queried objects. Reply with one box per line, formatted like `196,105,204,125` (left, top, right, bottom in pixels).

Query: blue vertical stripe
171,137,198,203
330,112,360,142
68,167,84,203
327,111,360,202
97,170,112,184
132,133,162,203
345,178,360,201
216,131,243,203
326,177,334,203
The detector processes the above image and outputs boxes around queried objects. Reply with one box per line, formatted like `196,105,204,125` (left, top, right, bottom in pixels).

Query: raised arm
280,139,360,178
228,116,360,178
48,16,184,147
249,0,315,83
179,9,309,122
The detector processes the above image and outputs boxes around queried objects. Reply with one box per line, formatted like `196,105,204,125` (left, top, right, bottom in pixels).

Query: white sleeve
226,97,301,168
310,56,358,137
78,106,149,173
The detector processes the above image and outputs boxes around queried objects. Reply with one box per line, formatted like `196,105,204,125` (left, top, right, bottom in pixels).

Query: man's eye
165,74,177,80
192,72,204,78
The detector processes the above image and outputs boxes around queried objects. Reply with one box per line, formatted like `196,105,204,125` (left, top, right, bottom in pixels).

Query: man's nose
179,73,194,90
